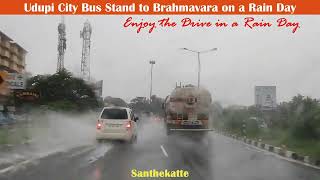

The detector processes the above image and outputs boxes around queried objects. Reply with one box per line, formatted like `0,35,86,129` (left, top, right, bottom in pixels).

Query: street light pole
181,48,218,88
197,52,200,88
149,60,155,103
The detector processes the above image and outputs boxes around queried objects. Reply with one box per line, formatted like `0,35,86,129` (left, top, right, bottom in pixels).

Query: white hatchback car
96,107,138,143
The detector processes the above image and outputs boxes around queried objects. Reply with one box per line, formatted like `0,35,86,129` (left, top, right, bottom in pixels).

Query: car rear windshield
101,109,128,119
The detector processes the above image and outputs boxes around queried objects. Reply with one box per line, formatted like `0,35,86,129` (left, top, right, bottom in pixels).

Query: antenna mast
80,20,92,81
57,16,66,72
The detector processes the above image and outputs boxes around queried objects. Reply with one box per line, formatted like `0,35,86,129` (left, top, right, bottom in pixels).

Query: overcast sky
0,15,319,106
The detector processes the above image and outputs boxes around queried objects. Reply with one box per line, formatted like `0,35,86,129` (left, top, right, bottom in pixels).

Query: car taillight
97,122,102,130
125,121,131,129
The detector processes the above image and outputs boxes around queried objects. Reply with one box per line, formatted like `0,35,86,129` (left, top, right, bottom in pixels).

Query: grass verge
0,125,30,145
225,128,320,160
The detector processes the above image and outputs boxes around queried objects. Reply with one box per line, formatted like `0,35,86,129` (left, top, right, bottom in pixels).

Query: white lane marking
160,145,168,158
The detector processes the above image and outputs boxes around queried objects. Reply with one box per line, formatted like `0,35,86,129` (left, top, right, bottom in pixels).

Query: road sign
6,73,26,90
15,90,40,101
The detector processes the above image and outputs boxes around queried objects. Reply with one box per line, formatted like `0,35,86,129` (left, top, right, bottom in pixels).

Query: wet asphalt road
1,117,320,180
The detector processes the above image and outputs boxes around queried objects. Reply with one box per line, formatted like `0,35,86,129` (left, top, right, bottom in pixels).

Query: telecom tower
57,16,67,72
80,20,92,81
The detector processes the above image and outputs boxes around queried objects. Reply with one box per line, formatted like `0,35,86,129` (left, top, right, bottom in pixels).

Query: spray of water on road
0,109,105,168
25,110,98,155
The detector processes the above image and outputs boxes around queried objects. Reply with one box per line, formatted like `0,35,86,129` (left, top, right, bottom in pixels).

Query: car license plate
181,120,202,125
108,124,120,127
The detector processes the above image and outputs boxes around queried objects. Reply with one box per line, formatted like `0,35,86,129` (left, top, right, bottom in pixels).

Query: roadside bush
216,94,320,159
0,129,8,144
246,118,260,137
47,100,78,111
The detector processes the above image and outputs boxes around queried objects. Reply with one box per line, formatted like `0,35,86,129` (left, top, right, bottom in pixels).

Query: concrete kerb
285,151,298,160
258,143,265,149
268,145,274,152
304,156,310,164
274,147,283,155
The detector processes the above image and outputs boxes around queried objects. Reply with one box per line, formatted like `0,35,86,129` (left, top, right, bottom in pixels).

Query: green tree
26,69,98,111
150,95,164,116
103,96,128,107
290,96,320,139
129,97,149,114
128,96,164,116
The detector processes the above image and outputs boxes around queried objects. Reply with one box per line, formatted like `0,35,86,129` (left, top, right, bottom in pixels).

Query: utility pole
149,60,155,103
197,52,200,88
181,48,218,88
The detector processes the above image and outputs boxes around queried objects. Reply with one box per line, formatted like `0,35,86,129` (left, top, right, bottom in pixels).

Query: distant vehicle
142,111,151,115
163,84,213,136
96,107,138,143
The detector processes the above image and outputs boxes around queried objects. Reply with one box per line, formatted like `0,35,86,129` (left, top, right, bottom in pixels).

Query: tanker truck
163,84,213,136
